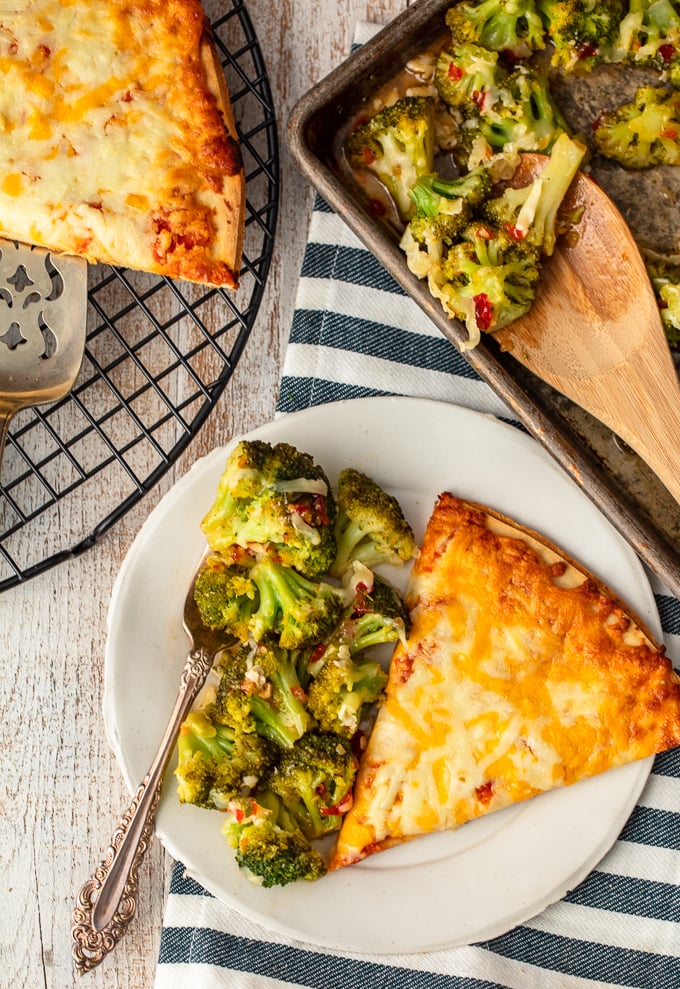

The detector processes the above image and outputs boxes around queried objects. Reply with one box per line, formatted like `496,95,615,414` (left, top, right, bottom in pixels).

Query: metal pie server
0,240,88,477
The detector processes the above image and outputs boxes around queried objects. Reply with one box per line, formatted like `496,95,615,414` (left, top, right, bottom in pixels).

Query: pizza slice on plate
0,0,245,287
329,492,680,869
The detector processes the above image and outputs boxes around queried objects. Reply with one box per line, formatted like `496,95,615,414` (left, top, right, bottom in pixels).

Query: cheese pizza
0,0,244,287
329,493,680,869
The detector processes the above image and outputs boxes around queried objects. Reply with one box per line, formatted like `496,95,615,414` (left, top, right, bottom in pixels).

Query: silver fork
71,557,225,974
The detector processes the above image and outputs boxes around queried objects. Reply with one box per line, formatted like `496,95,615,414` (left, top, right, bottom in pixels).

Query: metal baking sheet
286,0,680,598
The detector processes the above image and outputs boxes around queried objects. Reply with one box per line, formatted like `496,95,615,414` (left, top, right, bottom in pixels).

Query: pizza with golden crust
329,492,680,870
0,0,244,287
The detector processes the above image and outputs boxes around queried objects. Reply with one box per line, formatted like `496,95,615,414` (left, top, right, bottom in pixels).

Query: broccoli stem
351,613,405,652
333,518,371,575
271,661,311,740
248,695,302,749
513,133,586,254
293,783,326,837
177,712,234,762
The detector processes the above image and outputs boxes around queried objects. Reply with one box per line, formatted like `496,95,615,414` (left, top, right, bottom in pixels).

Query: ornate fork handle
71,646,215,975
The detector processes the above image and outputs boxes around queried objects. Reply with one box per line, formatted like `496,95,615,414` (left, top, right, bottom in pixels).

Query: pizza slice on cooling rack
0,0,245,287
329,492,680,869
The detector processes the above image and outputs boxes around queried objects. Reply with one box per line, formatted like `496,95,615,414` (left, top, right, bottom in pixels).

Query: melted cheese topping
329,493,680,869
0,0,243,285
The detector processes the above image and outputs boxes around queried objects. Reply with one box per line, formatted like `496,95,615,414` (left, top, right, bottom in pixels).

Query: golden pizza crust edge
197,27,246,288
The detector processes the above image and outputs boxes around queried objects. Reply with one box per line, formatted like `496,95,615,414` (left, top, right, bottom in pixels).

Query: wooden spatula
494,154,680,506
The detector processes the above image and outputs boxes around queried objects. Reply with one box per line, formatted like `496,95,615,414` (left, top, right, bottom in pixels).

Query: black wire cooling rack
0,0,279,592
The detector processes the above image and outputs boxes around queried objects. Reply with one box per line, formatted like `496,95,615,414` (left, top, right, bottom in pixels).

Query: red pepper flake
472,90,485,110
395,651,414,683
660,127,679,139
659,43,675,63
310,642,327,663
577,42,597,60
289,499,313,523
474,293,493,331
313,494,329,525
447,61,463,81
351,582,372,616
362,148,376,165
350,728,367,759
475,780,494,804
504,223,525,241
320,792,354,816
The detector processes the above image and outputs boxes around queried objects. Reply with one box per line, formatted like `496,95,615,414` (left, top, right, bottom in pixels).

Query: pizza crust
329,493,680,870
198,30,246,287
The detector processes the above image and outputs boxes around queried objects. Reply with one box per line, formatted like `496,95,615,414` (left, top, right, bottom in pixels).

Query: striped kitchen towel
154,23,680,989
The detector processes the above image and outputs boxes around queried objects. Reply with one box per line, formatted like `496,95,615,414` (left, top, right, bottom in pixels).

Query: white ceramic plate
104,396,658,954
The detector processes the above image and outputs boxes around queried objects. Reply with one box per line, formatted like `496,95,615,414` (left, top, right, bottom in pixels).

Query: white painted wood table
0,1,405,986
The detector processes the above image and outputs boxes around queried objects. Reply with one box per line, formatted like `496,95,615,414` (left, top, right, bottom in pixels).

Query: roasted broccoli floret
329,467,416,578
446,0,546,59
200,440,336,578
175,705,276,809
593,86,680,168
646,254,680,346
538,0,627,71
193,555,343,648
403,167,495,278
309,574,409,670
466,64,571,155
216,640,314,750
618,0,680,84
351,574,409,636
223,792,326,887
409,166,494,218
435,43,506,113
346,96,436,221
305,578,404,735
264,731,358,840
403,134,585,346
193,555,257,638
307,654,388,738
481,131,587,255
248,557,344,649
404,208,469,272
435,223,541,343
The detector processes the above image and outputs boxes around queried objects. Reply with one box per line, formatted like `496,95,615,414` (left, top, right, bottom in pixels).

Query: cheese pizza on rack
0,0,244,287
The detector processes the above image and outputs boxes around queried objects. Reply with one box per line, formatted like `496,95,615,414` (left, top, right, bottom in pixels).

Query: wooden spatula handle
611,353,680,506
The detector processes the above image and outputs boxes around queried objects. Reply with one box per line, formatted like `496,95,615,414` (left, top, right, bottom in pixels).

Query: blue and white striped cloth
155,26,680,989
